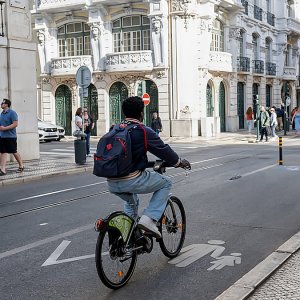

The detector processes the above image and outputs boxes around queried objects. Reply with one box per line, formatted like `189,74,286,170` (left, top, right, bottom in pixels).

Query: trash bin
74,132,87,164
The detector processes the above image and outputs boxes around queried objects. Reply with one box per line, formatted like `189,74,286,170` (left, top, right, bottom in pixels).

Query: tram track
0,153,263,219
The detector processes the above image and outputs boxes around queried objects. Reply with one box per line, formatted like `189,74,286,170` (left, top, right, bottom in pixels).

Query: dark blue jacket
124,120,179,173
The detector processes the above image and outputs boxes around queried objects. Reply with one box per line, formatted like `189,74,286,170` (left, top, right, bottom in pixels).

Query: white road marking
13,181,106,203
240,164,277,178
39,223,48,226
0,224,93,260
42,240,95,266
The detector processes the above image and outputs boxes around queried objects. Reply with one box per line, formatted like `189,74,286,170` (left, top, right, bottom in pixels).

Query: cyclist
107,96,191,238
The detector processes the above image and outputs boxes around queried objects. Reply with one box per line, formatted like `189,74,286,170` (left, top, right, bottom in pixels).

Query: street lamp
0,0,5,37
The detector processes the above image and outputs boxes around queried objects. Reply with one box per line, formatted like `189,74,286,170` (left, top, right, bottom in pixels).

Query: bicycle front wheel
158,196,186,258
95,228,137,289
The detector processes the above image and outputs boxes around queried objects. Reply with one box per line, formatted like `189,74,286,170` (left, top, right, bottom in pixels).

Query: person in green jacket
255,105,270,142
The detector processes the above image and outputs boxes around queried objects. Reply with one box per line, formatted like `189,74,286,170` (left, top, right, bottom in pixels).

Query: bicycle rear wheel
95,228,137,289
158,196,186,258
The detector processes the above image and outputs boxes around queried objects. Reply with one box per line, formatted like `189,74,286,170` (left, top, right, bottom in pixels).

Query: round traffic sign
76,66,91,87
142,93,150,106
285,96,291,107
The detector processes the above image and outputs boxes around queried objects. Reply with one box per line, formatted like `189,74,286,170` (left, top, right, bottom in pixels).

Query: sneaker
137,215,161,238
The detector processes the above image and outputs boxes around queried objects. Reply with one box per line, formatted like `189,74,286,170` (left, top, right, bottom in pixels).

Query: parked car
38,119,65,142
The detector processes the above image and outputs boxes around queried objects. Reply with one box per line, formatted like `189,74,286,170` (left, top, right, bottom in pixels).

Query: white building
32,0,300,138
0,0,39,160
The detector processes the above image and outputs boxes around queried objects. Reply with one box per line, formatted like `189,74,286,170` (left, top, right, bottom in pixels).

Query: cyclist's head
122,96,144,121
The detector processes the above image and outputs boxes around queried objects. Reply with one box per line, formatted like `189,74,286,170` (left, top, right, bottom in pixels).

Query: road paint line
39,223,48,226
40,152,74,156
240,164,277,178
13,181,106,203
0,224,93,260
42,240,96,266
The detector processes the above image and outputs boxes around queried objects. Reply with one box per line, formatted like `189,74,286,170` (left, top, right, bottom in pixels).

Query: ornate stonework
229,27,241,40
152,16,162,34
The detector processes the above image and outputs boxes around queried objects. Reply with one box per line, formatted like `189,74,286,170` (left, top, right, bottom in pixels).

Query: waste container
74,132,86,164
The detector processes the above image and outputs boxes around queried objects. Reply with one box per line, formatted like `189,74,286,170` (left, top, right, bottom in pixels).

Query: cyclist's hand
179,159,191,170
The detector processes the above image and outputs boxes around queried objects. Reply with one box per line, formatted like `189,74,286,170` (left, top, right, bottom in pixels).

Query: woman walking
291,107,300,135
245,107,254,133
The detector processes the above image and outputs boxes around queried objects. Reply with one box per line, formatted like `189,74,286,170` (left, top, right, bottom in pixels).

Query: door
219,82,226,132
109,82,128,126
237,82,245,129
206,84,213,117
55,85,72,136
83,84,98,136
137,80,159,126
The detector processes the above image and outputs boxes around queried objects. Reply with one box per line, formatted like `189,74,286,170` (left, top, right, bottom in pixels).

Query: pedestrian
255,105,270,142
83,108,94,157
291,107,300,135
291,106,297,130
0,98,24,175
276,105,284,131
73,107,83,137
151,112,162,135
269,107,278,140
245,107,254,134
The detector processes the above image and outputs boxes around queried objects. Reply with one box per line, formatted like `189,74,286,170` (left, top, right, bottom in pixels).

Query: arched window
210,19,224,52
206,84,214,117
57,22,91,57
112,15,150,53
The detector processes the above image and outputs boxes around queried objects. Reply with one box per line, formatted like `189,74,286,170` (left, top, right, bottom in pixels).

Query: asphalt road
1,139,300,300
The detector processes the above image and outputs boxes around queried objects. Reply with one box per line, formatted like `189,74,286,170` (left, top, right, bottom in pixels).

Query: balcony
241,0,248,15
237,57,250,72
287,18,300,35
266,62,276,76
283,66,297,80
105,51,153,73
252,60,264,74
209,52,232,73
267,12,275,26
51,55,93,76
254,5,262,21
36,0,84,10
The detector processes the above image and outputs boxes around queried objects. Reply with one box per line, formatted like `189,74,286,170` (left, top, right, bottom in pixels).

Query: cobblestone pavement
248,250,300,300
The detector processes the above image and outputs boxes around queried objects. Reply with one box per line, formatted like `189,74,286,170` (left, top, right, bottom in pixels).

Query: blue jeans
85,132,91,155
107,170,172,221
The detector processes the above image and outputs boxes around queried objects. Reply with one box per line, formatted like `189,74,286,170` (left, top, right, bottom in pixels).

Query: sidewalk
0,130,298,187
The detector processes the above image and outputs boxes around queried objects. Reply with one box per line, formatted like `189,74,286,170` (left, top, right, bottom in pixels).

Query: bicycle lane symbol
168,240,242,270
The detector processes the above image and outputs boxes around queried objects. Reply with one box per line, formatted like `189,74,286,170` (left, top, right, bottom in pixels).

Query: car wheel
45,140,51,143
56,137,61,141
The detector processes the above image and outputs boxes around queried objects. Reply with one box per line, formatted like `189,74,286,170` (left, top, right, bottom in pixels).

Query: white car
38,119,65,142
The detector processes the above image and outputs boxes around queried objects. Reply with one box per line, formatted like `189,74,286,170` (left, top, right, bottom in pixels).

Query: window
265,38,272,62
266,0,271,12
57,22,91,57
210,19,224,52
252,34,259,60
238,30,245,57
112,16,150,52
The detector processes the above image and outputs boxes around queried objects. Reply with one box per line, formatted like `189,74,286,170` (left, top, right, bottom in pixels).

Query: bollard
279,137,283,165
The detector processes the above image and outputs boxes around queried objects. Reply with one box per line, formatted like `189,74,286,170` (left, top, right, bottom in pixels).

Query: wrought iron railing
237,56,250,72
241,0,248,15
266,62,276,76
254,5,262,21
252,60,264,74
267,12,275,26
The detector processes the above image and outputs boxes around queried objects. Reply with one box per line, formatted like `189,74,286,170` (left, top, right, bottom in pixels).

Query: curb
0,166,93,187
215,231,300,300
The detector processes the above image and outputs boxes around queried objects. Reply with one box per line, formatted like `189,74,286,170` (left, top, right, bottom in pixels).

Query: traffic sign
142,93,150,106
285,96,291,107
76,66,91,88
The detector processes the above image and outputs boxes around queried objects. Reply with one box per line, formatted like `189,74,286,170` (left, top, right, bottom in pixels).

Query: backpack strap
138,124,148,152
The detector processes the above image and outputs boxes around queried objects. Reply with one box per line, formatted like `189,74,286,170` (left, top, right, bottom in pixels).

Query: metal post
279,137,283,165
284,105,287,136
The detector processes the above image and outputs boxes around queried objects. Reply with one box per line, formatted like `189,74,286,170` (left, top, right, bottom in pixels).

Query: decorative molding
37,29,46,46
209,52,233,73
171,0,197,29
152,16,162,34
156,70,166,79
229,27,241,40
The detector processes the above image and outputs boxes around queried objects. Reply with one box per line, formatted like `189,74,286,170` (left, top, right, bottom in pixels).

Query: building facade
32,0,300,138
0,0,39,160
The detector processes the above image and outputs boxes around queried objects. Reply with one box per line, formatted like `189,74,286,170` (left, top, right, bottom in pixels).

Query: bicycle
94,160,189,289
